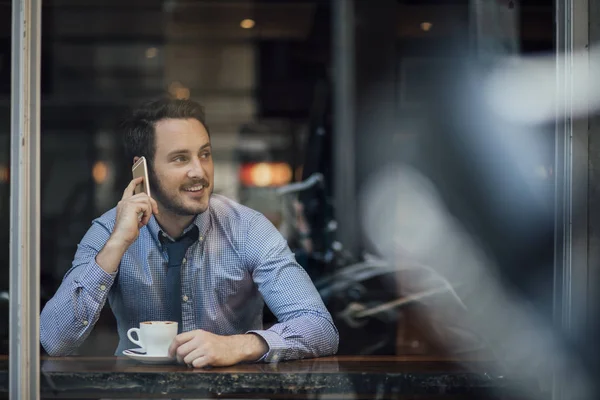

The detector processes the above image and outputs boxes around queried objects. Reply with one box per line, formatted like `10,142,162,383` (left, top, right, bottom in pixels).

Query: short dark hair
121,97,209,165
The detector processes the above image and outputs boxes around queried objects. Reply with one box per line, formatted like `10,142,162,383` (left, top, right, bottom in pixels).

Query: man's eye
201,152,211,159
173,156,187,162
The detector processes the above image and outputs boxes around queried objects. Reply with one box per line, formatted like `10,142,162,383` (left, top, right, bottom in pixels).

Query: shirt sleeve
40,219,117,356
244,213,339,362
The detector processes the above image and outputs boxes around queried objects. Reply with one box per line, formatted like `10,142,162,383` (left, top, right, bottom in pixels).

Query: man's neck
154,208,195,239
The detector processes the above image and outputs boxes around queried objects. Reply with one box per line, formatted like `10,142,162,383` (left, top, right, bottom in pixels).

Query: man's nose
187,157,205,179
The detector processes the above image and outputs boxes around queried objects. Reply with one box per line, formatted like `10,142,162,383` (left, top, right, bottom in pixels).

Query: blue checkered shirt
40,194,339,362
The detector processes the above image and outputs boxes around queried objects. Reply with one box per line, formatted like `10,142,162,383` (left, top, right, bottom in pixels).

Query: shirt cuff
75,261,116,304
246,329,287,363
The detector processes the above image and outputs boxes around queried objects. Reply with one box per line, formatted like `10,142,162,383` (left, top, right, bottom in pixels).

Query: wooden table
0,355,533,399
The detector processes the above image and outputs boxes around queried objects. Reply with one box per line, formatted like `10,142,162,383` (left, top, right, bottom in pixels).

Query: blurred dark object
413,56,556,325
322,264,399,355
257,3,331,119
297,80,337,269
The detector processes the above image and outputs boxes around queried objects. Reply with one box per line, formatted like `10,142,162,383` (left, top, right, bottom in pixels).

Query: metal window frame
9,0,42,399
554,0,589,398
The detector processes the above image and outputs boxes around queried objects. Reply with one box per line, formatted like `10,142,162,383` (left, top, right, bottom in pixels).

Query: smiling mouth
183,184,206,193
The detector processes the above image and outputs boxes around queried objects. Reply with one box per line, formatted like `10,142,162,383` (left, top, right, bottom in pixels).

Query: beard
148,166,211,216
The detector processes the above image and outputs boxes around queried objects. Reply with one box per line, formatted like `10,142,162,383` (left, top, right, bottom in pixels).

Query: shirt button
82,320,89,326
199,236,204,241
182,295,189,302
99,285,106,291
182,258,187,264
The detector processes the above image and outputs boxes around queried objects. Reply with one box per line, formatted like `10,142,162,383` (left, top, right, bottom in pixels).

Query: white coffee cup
127,321,178,356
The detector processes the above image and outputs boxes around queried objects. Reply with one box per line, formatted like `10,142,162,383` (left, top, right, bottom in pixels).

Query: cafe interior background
5,0,600,396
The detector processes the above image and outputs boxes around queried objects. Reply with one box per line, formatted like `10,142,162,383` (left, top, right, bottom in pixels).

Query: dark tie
161,225,199,332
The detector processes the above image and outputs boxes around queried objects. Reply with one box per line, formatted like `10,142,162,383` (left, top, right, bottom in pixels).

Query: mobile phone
132,156,151,197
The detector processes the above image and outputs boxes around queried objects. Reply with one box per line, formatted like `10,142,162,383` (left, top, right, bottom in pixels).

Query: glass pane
34,0,564,399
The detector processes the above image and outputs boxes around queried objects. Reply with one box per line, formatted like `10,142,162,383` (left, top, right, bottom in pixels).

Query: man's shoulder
92,206,118,230
209,194,261,224
208,195,282,255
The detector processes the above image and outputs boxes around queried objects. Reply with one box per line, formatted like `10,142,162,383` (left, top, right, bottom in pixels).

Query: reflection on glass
31,4,559,400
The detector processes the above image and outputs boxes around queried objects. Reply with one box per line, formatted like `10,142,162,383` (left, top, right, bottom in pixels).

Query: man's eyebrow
166,144,211,157
166,149,190,157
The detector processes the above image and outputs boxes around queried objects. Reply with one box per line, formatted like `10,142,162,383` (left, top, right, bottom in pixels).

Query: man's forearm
95,236,129,274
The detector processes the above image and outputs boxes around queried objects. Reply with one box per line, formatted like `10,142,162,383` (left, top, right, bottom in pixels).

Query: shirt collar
147,204,211,246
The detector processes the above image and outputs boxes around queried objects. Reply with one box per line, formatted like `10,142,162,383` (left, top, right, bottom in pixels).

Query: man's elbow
314,318,339,357
330,329,340,355
40,325,78,357
43,345,68,357
325,326,339,356
41,335,74,357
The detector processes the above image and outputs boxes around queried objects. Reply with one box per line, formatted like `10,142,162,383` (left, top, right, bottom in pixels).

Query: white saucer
122,348,176,364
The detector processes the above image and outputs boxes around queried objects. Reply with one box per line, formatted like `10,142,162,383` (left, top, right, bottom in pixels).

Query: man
40,98,339,367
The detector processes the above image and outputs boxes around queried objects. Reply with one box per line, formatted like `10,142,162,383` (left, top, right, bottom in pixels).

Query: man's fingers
150,197,159,215
129,193,155,211
122,177,144,199
182,348,204,366
128,192,152,202
168,331,196,357
144,196,155,220
126,194,155,225
175,338,199,361
142,206,154,227
135,197,155,227
192,355,210,369
131,201,152,227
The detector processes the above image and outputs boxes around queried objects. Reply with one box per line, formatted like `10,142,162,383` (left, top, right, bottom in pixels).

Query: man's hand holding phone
95,176,159,274
111,177,159,245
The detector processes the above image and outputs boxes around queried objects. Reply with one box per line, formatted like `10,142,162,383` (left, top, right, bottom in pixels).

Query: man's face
148,118,213,216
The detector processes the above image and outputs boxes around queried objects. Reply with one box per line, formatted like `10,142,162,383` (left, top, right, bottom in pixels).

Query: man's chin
180,200,209,215
161,200,208,217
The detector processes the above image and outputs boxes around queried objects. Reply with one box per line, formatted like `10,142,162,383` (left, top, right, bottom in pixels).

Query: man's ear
133,156,140,165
